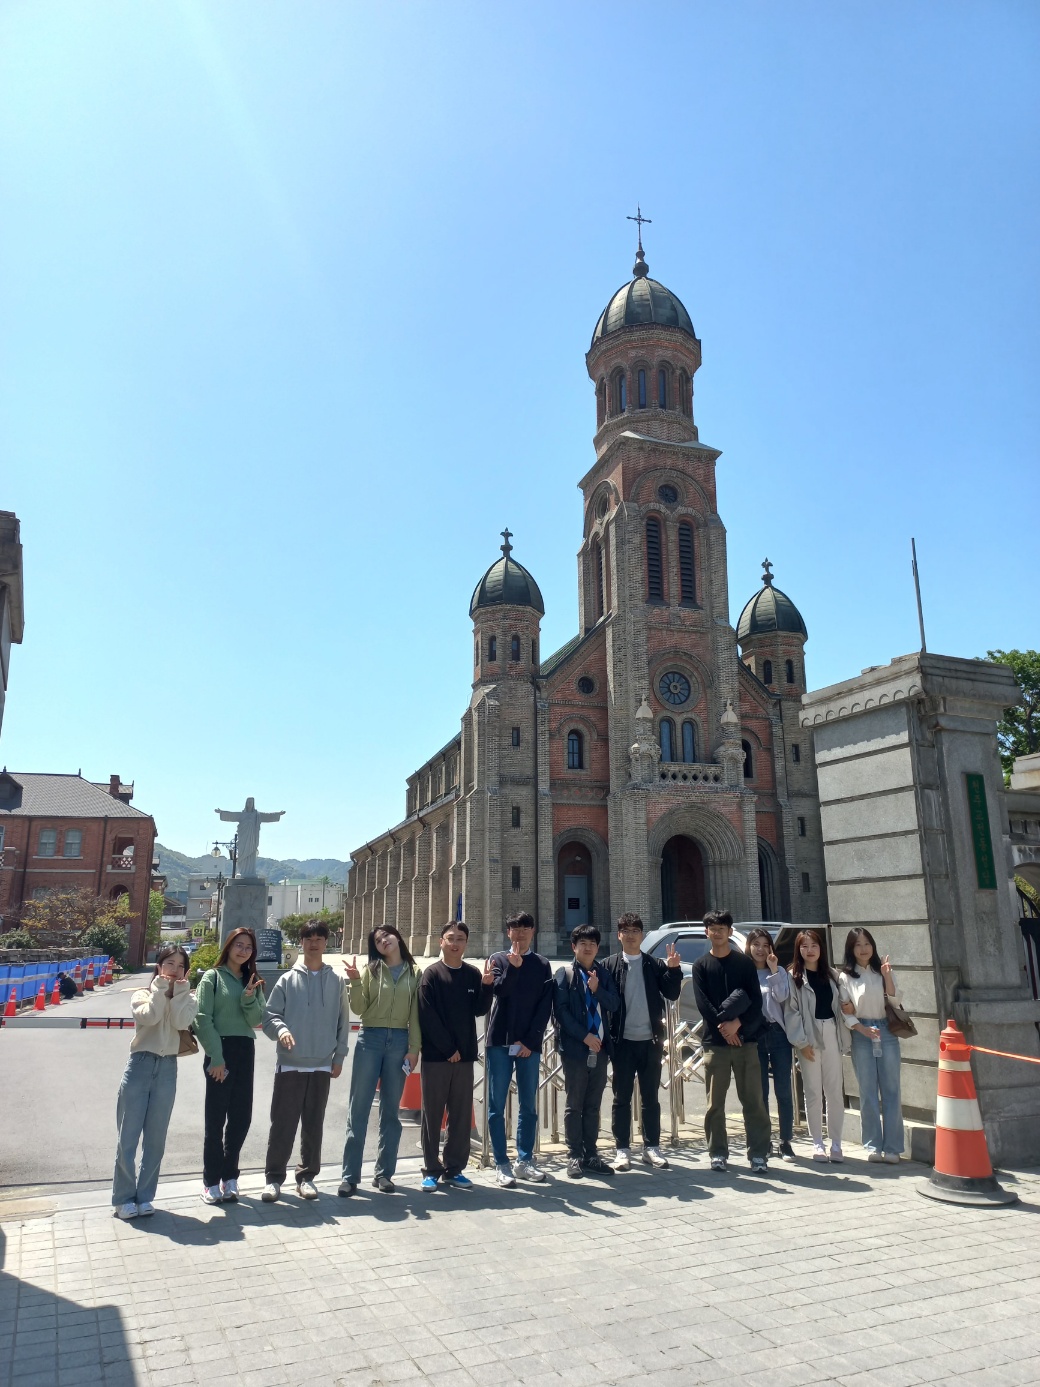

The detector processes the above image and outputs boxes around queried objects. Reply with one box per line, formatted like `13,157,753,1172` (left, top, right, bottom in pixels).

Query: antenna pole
911,537,927,653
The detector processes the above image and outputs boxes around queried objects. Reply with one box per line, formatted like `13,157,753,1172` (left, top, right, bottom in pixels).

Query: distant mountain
157,844,352,893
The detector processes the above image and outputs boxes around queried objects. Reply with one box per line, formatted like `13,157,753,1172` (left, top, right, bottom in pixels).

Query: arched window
660,718,676,762
763,659,773,685
567,730,584,770
593,539,605,620
785,659,796,684
681,721,697,762
645,517,664,601
679,370,691,416
616,372,627,412
678,522,696,604
638,369,647,408
488,636,497,662
742,739,754,779
596,379,606,426
531,638,537,664
510,635,521,662
658,368,667,408
474,637,479,665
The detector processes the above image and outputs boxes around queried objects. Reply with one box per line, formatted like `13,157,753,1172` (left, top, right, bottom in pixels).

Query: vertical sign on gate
965,772,997,891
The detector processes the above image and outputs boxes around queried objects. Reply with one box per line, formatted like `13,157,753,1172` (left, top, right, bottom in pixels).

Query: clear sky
2,2,1037,862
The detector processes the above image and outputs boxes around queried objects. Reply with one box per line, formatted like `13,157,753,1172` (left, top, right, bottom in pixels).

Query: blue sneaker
443,1173,473,1189
421,1176,439,1192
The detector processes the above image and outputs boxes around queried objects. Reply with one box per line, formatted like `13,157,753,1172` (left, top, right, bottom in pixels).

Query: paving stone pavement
1,1150,1038,1387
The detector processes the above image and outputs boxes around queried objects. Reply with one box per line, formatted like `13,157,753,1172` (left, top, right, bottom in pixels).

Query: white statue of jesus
215,797,285,878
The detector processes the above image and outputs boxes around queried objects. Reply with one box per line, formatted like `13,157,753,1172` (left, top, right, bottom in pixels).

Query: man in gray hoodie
260,920,351,1201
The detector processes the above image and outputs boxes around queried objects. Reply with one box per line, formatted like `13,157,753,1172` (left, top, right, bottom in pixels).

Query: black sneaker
337,1180,357,1197
778,1141,796,1162
372,1175,395,1193
566,1158,584,1179
581,1155,615,1176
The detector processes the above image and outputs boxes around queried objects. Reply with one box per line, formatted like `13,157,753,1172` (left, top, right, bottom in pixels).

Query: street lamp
212,835,238,879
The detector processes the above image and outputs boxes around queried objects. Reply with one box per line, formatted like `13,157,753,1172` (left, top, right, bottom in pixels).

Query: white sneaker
883,1152,901,1165
829,1145,844,1163
220,1178,239,1201
867,1151,885,1163
297,1180,318,1200
811,1143,830,1162
613,1148,632,1172
201,1184,223,1204
496,1164,517,1188
136,1202,154,1216
261,1182,281,1203
114,1202,138,1220
514,1159,546,1182
642,1146,670,1169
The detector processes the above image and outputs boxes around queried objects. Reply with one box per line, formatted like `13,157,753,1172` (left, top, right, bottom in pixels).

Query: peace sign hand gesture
665,942,682,969
880,955,892,977
481,957,495,986
506,940,524,969
344,956,361,981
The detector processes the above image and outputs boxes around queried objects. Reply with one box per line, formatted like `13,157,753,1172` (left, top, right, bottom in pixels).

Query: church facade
344,242,828,956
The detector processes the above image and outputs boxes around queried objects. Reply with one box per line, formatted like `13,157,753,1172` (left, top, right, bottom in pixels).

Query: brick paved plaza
2,1150,1039,1387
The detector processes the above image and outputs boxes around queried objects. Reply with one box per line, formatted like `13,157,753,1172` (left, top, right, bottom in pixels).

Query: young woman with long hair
112,945,196,1219
784,929,848,1162
746,928,795,1161
339,924,422,1195
194,927,265,1204
838,928,904,1165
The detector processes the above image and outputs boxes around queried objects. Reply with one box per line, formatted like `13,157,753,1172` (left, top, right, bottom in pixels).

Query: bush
188,943,220,986
0,929,35,950
279,909,342,945
79,921,129,965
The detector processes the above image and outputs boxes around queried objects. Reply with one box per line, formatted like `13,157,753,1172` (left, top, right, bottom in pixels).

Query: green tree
80,919,131,965
146,890,165,949
279,909,342,946
985,649,1040,782
19,887,132,937
188,942,220,985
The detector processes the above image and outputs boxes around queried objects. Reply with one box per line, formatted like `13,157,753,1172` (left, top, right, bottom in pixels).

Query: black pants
420,1060,473,1177
265,1070,332,1184
611,1037,663,1148
203,1036,255,1186
562,1050,610,1159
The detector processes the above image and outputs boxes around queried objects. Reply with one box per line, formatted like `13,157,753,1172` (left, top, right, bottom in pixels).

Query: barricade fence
0,956,110,1006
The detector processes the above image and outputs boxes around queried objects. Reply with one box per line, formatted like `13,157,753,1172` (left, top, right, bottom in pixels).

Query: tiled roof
539,632,584,678
0,773,151,820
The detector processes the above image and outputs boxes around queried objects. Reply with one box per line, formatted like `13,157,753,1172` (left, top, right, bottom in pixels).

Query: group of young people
110,908,905,1217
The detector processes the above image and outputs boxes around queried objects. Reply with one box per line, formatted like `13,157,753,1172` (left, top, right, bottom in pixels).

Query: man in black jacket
417,922,493,1191
554,925,621,1179
486,912,554,1187
690,910,771,1173
603,912,683,1171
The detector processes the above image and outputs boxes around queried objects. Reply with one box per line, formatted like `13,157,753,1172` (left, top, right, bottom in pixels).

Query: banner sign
965,773,997,891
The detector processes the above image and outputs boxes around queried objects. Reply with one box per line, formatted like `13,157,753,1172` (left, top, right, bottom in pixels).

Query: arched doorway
660,836,705,922
758,840,781,920
558,842,593,934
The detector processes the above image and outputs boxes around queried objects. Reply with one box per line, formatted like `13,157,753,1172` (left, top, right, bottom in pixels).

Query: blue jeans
341,1027,409,1183
851,1018,904,1155
486,1045,540,1166
757,1021,794,1144
112,1051,177,1207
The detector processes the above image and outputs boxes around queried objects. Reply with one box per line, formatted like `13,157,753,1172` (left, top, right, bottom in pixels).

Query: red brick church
345,236,827,955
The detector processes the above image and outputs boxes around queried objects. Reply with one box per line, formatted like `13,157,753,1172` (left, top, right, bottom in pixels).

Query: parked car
640,921,799,1024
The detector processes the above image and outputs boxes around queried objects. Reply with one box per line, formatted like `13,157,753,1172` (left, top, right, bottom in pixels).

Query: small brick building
0,772,158,965
346,242,828,955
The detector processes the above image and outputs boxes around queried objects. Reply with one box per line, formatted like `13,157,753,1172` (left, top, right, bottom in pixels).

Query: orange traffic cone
3,987,16,1017
105,957,115,984
400,1069,422,1123
73,963,83,994
920,1019,1017,1207
50,977,61,1006
33,985,47,1012
84,963,95,992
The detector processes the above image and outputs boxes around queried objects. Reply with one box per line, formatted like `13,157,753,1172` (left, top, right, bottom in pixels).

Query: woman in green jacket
339,925,421,1195
194,927,265,1204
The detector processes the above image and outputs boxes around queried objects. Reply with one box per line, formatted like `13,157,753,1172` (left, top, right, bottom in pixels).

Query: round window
597,496,610,518
658,671,691,706
577,676,595,696
657,484,679,504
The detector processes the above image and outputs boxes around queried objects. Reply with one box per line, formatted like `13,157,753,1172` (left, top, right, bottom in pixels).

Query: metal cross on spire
627,204,652,252
761,558,774,587
500,527,513,558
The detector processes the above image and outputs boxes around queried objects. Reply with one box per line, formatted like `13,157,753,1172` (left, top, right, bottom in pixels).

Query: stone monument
801,653,1040,1165
215,798,285,948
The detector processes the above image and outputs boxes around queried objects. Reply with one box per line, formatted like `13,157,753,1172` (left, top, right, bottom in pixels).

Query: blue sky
2,2,1037,860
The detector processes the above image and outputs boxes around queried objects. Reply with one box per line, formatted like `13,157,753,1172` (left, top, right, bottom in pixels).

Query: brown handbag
884,997,917,1040
177,1027,199,1057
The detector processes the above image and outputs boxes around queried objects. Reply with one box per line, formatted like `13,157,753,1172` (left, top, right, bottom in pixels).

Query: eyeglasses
508,925,534,931
618,927,643,936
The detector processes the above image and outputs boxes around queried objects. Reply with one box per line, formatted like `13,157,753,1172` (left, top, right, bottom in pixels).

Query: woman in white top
784,930,848,1162
112,945,197,1220
838,928,903,1164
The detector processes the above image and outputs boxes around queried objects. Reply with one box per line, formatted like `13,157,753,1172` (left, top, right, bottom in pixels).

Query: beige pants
797,1017,845,1146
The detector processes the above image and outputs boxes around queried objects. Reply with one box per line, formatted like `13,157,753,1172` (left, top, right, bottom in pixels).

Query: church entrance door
558,842,593,932
563,876,589,934
660,835,705,922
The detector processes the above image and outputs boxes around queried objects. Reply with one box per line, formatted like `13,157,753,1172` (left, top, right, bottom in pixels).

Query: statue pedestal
220,877,268,947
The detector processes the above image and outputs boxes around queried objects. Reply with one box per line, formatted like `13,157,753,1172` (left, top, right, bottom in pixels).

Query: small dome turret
737,560,807,640
470,530,545,617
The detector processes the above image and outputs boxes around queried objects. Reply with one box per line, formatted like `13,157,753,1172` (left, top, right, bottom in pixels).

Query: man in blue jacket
485,912,554,1187
554,925,620,1178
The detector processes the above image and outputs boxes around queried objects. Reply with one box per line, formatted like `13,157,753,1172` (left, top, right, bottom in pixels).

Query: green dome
470,532,544,617
591,248,696,346
737,564,807,640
